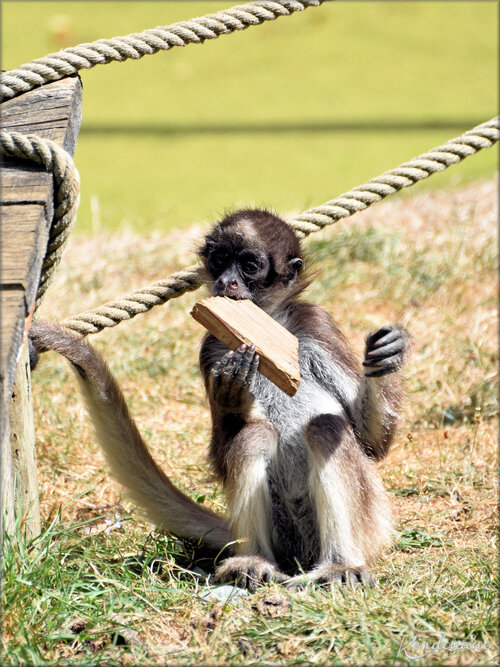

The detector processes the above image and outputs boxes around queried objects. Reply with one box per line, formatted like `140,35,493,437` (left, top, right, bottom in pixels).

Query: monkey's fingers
355,568,376,587
365,363,402,378
215,555,287,591
363,352,402,370
365,338,405,360
213,348,244,385
225,344,249,377
234,345,256,383
286,565,375,589
365,327,394,348
211,351,234,377
246,355,260,386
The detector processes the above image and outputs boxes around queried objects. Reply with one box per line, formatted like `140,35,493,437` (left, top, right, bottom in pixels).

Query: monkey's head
199,209,306,312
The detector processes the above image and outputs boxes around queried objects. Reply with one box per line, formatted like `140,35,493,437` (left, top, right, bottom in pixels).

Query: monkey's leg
286,414,386,588
206,344,286,590
215,421,288,591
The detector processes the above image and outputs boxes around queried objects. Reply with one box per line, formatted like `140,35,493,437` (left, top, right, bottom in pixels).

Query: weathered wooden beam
191,296,301,396
8,342,40,539
1,76,82,536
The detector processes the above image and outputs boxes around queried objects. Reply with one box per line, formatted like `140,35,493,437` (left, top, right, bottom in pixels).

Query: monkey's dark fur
29,209,409,591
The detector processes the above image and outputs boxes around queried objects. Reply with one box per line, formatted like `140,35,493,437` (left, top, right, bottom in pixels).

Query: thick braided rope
62,116,498,337
62,265,204,336
1,130,80,308
290,116,500,238
1,0,324,101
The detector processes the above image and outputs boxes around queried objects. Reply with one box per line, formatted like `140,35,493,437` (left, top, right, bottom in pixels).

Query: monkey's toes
215,555,286,593
286,565,376,589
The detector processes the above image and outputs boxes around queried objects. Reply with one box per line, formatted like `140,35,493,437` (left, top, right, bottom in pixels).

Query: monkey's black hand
209,344,260,410
362,326,409,378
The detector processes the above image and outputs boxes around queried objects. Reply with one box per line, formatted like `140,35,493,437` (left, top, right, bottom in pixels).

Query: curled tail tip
28,319,93,376
28,318,62,369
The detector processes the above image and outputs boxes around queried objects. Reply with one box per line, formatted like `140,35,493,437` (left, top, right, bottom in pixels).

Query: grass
2,177,498,664
2,1,498,232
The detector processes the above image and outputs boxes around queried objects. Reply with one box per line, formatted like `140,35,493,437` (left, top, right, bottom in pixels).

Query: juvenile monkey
29,209,409,590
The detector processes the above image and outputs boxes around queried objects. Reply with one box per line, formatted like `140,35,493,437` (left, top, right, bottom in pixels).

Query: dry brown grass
8,177,498,664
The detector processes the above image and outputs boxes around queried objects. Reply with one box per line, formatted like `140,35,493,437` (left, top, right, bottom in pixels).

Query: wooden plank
0,204,49,427
1,76,82,153
1,205,51,297
0,289,25,410
191,296,301,396
1,163,54,207
0,290,24,536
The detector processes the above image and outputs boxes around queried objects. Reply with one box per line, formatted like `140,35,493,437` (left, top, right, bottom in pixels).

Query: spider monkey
29,209,409,591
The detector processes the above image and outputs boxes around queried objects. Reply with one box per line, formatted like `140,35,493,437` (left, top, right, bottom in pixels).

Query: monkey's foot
215,555,287,593
285,564,376,589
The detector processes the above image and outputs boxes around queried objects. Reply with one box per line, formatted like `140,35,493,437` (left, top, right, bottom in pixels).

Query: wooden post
0,414,15,537
1,76,82,538
8,340,41,539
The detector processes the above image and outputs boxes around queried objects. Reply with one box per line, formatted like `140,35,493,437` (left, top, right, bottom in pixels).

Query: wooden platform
1,76,82,535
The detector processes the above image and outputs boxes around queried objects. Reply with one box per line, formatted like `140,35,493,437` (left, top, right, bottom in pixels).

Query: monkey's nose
228,280,239,290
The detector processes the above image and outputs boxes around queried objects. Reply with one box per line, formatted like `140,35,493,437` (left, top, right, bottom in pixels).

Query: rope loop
0,130,80,307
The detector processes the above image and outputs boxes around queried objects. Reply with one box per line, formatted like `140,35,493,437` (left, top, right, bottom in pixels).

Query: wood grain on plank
1,76,82,152
191,296,301,396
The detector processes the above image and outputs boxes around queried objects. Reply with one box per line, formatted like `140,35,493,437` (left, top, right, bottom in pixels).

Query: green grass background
3,0,498,233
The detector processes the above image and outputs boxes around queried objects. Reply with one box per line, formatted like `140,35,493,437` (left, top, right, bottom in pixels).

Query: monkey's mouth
224,293,247,300
212,287,252,301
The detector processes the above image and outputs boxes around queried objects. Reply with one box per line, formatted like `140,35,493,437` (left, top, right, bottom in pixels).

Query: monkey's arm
29,320,232,550
200,334,265,479
199,334,286,587
286,303,408,461
352,326,410,460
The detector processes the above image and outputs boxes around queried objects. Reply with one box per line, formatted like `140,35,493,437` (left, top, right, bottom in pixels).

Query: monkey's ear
287,257,303,274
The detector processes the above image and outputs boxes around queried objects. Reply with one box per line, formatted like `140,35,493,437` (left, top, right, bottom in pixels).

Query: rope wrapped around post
0,130,80,308
1,0,324,101
61,115,498,337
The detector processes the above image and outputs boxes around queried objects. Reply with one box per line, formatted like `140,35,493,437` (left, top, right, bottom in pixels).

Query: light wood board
191,296,300,396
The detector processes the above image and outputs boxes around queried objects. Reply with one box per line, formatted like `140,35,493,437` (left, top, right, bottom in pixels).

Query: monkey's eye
240,253,265,276
208,253,228,274
242,260,260,275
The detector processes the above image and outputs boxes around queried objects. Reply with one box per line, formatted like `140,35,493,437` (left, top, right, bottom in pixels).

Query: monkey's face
199,209,305,311
206,243,269,301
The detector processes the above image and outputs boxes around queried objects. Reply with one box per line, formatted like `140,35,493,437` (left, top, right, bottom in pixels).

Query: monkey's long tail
29,319,232,550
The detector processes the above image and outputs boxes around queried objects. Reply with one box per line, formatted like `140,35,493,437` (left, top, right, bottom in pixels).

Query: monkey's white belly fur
249,338,359,563
252,337,356,446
